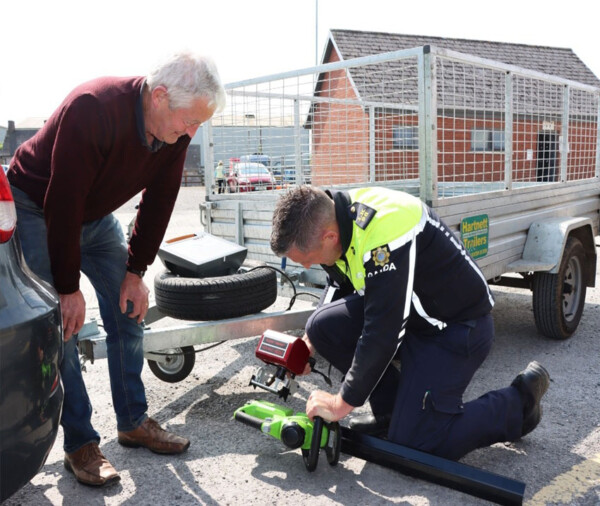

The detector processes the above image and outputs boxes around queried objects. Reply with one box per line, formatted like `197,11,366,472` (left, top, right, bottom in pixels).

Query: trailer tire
532,236,587,340
147,346,196,383
153,260,277,321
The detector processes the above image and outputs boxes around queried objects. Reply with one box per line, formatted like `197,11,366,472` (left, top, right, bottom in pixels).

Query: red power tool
249,330,331,401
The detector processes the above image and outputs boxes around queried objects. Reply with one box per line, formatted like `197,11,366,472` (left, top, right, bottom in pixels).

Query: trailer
77,44,600,382
200,44,600,341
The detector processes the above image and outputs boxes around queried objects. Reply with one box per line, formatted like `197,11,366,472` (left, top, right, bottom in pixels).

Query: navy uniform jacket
319,187,494,407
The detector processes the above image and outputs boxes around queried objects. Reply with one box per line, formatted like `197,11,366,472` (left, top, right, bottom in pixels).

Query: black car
0,168,64,502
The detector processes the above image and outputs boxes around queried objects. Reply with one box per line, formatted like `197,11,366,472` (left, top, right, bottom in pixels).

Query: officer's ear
322,227,339,246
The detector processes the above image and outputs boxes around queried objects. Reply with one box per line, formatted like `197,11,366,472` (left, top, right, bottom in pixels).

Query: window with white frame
471,128,505,151
393,126,419,150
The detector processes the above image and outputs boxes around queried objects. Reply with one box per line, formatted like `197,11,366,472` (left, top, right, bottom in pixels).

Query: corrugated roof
329,29,600,88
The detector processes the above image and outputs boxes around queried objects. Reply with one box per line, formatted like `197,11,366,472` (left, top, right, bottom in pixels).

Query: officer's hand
306,390,354,422
120,271,150,323
59,290,86,342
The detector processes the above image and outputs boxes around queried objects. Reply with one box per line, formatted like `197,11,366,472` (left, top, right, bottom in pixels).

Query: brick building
308,30,600,187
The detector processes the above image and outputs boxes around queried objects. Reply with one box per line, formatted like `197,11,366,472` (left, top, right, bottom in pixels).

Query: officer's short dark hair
271,186,334,256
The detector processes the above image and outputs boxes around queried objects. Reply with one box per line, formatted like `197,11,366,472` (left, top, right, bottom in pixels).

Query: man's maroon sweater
8,76,190,294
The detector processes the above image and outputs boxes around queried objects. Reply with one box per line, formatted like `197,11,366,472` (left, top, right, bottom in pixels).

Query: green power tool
234,399,341,472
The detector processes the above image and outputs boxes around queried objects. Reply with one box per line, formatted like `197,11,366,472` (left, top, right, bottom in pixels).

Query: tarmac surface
4,186,600,505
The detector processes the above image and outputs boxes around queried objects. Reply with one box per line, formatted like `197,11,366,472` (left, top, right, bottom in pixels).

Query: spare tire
154,260,277,321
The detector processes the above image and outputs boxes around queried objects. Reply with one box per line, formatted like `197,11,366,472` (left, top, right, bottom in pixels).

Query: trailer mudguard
508,217,596,277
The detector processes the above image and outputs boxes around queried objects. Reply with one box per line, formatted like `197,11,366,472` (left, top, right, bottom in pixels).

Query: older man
8,51,226,486
270,185,550,461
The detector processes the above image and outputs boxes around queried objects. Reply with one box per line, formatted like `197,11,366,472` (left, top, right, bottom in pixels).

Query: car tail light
0,170,17,243
49,370,61,396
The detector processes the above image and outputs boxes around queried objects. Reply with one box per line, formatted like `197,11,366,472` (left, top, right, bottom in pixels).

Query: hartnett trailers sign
461,214,489,259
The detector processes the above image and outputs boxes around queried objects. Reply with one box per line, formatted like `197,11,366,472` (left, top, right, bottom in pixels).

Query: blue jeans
11,186,148,453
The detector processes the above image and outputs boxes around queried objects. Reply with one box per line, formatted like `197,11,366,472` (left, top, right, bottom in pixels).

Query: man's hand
306,390,354,422
59,290,86,342
119,271,150,323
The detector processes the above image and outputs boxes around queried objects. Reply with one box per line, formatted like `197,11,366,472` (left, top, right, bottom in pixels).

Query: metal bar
419,46,434,205
340,427,525,506
225,88,415,112
78,306,313,363
203,120,214,191
505,72,513,191
431,46,599,91
142,307,313,352
562,85,570,182
294,99,303,184
235,200,243,245
225,46,429,89
368,105,375,182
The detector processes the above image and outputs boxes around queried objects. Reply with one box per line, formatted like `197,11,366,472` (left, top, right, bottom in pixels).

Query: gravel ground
4,186,600,505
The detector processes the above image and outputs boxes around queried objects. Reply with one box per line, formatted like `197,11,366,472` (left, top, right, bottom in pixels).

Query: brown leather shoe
64,442,120,487
118,418,190,454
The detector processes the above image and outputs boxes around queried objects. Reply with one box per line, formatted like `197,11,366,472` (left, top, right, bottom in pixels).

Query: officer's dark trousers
305,293,524,460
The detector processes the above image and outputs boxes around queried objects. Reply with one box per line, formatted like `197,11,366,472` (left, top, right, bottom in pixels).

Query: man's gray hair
271,186,335,256
147,51,226,112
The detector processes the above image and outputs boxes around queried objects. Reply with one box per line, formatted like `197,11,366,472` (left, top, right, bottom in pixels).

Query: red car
227,162,275,192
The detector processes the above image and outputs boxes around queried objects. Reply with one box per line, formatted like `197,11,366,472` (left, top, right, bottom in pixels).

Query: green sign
460,214,489,259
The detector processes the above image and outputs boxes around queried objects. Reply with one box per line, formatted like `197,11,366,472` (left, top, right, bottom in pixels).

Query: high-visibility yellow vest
334,186,424,293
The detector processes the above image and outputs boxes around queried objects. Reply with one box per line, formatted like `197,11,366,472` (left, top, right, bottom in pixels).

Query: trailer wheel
154,260,277,321
147,346,196,383
532,236,587,340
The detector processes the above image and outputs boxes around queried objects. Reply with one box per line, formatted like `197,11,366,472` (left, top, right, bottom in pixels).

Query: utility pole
315,0,319,65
